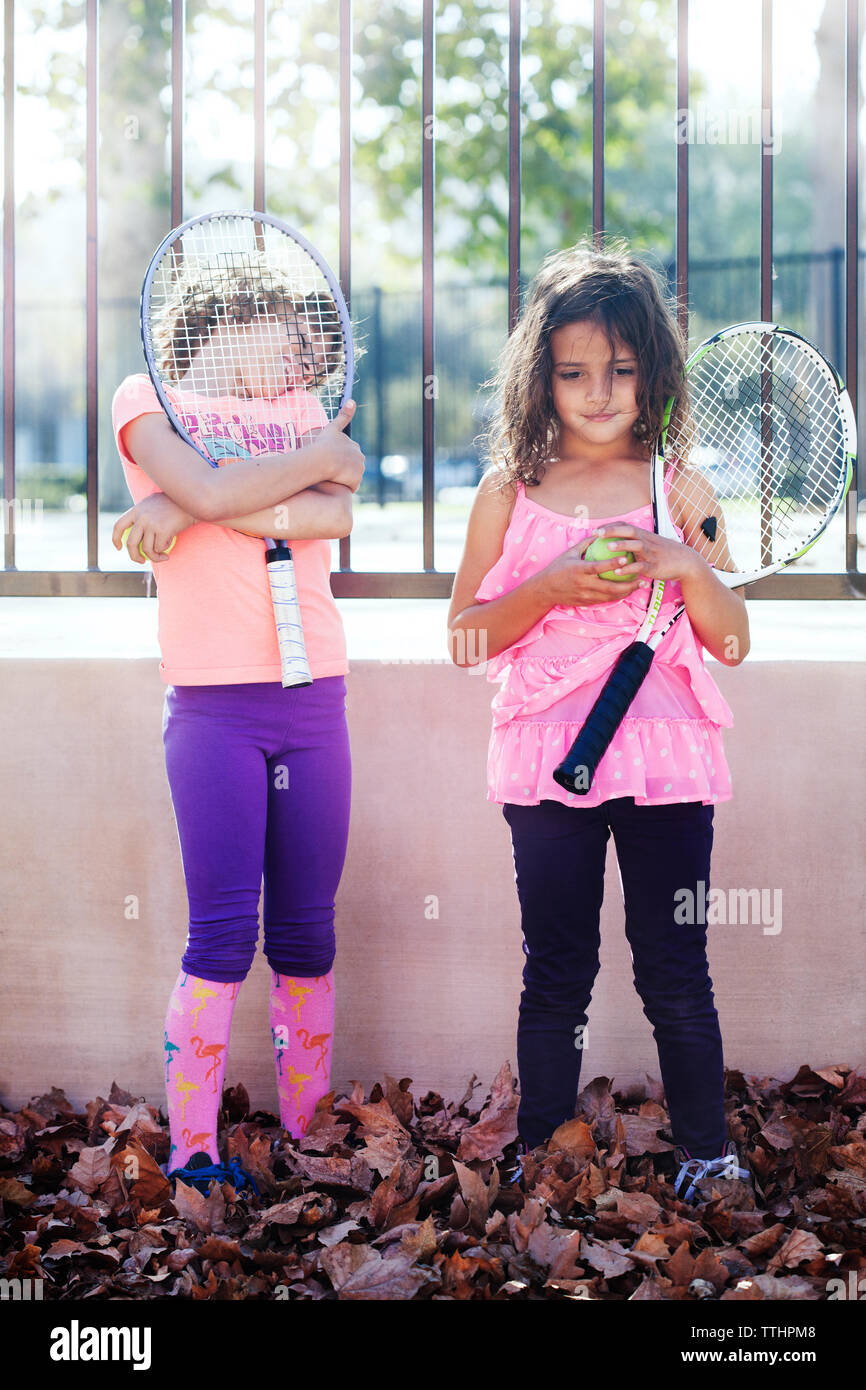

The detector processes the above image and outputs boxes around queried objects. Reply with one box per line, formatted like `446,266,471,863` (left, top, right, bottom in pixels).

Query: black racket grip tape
552,641,655,794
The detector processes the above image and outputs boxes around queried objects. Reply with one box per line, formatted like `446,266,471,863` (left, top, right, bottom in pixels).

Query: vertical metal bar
3,0,15,570
507,0,521,333
421,0,435,570
760,0,773,323
339,0,352,571
675,0,689,346
171,0,184,228
86,0,98,568
592,0,604,248
339,0,352,310
759,0,773,569
832,245,843,378
845,0,859,571
254,0,265,212
373,284,385,506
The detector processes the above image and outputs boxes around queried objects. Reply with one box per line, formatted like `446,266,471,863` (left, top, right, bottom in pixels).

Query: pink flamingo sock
163,970,240,1172
268,968,334,1138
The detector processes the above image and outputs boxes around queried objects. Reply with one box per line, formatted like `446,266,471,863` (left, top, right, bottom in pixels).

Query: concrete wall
1,658,864,1115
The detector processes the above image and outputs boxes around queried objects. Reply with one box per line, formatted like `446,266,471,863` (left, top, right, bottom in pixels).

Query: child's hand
596,522,706,585
113,493,194,563
303,402,365,491
541,540,645,606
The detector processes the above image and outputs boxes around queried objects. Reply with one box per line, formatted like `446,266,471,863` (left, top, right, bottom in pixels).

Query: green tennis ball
122,525,176,559
585,535,635,580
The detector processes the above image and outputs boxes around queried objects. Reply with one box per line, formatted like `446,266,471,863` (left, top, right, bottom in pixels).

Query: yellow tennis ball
585,536,635,580
122,525,176,558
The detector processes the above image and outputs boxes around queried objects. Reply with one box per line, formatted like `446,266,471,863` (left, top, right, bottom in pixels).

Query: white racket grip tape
265,546,313,688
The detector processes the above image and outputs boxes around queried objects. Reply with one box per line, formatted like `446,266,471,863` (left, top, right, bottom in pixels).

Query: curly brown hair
151,256,347,390
483,236,688,487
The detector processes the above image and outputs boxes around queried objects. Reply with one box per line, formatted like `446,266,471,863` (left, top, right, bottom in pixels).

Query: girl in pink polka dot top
446,240,753,1202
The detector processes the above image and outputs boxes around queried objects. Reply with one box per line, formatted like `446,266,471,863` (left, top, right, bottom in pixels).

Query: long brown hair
484,237,687,487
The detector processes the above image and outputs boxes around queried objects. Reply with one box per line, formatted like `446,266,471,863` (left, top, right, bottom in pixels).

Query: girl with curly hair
448,239,752,1206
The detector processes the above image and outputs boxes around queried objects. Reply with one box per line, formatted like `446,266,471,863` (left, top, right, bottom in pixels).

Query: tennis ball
585,535,635,580
122,525,176,559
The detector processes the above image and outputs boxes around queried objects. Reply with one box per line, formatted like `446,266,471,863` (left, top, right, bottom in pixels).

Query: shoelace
168,1153,260,1196
506,1144,528,1186
674,1151,749,1204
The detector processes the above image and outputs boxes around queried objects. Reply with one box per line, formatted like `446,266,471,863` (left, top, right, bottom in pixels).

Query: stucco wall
1,657,864,1115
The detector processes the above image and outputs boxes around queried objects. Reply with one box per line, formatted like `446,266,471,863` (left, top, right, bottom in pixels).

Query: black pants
502,796,726,1156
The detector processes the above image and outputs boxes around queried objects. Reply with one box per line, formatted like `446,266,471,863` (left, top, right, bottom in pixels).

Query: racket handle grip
552,641,655,795
265,544,313,689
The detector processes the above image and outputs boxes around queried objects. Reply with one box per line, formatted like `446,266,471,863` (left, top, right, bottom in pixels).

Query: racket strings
146,215,347,439
665,331,848,574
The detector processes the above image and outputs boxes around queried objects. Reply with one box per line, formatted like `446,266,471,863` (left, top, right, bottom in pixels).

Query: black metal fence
1,0,863,598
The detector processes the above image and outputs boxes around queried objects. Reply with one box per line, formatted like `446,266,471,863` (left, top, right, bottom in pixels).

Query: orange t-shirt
111,373,348,685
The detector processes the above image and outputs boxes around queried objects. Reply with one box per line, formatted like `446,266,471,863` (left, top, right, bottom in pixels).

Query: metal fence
1,0,863,598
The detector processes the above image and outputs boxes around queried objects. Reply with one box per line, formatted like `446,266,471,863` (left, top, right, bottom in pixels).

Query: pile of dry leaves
1,1062,864,1300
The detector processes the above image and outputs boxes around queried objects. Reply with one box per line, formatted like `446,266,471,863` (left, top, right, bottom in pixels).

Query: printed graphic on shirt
170,399,303,464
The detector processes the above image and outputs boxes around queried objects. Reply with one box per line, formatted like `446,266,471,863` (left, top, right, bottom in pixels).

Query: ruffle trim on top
488,715,732,809
486,610,735,733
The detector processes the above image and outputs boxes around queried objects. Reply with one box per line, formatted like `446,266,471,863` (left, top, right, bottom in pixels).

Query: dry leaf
291,1152,374,1193
767,1228,824,1272
368,1157,422,1230
0,1177,36,1208
741,1222,787,1257
318,1219,362,1247
579,1234,633,1279
574,1077,619,1143
170,1177,227,1235
383,1076,415,1129
68,1143,113,1194
322,1242,438,1300
456,1063,519,1162
618,1113,674,1156
548,1119,596,1161
247,1194,336,1239
612,1190,662,1226
452,1160,490,1232
507,1198,548,1253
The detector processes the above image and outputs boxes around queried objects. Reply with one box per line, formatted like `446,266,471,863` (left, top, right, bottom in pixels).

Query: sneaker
672,1139,752,1207
503,1140,530,1187
167,1150,260,1197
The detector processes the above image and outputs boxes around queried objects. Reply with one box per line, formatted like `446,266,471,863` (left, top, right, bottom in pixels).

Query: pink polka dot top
474,482,734,808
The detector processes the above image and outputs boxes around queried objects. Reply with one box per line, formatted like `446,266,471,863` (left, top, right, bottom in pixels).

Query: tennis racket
552,321,856,795
140,209,354,688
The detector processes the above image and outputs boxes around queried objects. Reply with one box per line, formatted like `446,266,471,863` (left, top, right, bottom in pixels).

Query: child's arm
120,399,363,523
670,468,750,664
203,425,355,538
215,483,353,540
604,468,750,665
447,468,634,666
112,485,354,562
675,558,750,665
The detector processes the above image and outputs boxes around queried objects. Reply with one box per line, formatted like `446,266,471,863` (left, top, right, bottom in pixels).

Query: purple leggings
162,676,351,983
502,796,726,1157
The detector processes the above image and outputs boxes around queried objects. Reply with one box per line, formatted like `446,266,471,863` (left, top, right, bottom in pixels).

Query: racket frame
663,322,856,585
140,208,355,411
